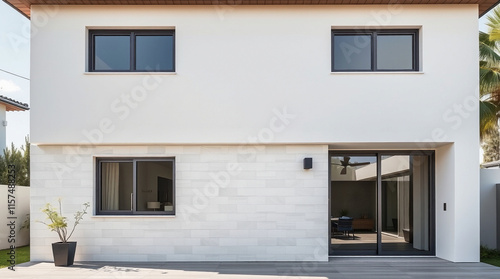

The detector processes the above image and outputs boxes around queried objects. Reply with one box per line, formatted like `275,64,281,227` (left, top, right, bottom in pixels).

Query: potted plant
40,199,89,266
339,209,349,217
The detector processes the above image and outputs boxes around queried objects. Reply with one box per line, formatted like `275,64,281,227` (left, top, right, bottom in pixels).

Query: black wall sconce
304,158,313,169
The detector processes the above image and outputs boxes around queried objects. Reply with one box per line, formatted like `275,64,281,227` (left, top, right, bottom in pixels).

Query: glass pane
377,35,414,70
136,161,174,212
94,35,130,70
333,35,371,70
330,155,377,255
101,162,133,211
381,155,430,253
136,35,174,71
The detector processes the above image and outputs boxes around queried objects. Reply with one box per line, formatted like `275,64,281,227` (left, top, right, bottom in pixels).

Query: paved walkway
2,257,500,278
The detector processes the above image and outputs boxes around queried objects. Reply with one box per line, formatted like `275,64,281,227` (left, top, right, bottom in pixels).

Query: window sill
92,215,176,218
331,71,424,75
84,72,177,75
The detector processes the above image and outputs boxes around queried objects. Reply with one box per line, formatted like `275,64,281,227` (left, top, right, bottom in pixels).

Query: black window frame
89,29,175,72
331,29,419,72
96,157,176,216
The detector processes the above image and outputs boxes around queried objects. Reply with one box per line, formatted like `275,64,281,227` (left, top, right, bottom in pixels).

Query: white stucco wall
0,104,6,152
30,5,478,146
29,4,480,262
0,185,30,250
480,168,500,249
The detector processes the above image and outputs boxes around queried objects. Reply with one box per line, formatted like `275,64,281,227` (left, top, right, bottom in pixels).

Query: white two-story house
5,0,488,262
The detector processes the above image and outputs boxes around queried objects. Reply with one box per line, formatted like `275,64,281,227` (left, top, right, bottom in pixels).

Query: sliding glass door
330,155,378,254
329,151,434,255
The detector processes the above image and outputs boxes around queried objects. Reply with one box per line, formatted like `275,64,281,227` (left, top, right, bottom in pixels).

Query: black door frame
328,150,435,256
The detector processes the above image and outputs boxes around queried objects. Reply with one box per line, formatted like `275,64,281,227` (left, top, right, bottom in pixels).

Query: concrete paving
1,257,500,278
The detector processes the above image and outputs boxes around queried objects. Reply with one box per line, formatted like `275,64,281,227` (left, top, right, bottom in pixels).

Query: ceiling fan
334,156,371,175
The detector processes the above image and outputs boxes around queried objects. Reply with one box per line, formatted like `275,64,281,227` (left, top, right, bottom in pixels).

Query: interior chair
333,216,354,239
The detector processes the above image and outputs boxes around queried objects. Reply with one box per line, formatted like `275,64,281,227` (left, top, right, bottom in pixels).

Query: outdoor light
304,158,313,169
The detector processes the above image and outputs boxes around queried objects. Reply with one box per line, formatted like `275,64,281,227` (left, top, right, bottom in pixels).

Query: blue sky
480,12,491,32
0,4,495,148
0,1,30,148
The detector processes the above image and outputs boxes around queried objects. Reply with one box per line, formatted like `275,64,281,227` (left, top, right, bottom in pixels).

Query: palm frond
480,31,496,47
490,27,500,42
487,8,500,31
480,45,500,66
480,67,500,94
480,100,499,140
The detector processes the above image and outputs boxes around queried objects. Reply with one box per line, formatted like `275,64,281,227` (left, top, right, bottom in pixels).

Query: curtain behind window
102,162,120,210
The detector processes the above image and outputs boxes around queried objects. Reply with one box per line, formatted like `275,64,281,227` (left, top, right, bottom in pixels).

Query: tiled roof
482,159,500,168
2,0,498,19
0,95,29,111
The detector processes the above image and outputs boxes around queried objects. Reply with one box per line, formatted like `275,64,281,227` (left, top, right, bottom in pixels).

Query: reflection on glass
94,35,130,70
376,35,413,70
136,161,174,212
381,155,430,253
136,35,174,71
330,155,377,254
333,35,372,70
101,162,133,211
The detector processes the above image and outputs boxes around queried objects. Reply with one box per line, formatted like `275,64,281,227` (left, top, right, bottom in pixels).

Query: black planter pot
52,242,77,266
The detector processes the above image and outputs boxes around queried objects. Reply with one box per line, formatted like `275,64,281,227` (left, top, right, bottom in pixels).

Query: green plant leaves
39,199,89,243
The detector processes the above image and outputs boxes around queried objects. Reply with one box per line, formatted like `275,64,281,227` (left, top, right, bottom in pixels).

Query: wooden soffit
2,0,497,19
0,95,29,111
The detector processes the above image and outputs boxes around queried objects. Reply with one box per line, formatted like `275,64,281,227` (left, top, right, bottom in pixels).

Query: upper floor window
332,29,418,72
89,30,175,72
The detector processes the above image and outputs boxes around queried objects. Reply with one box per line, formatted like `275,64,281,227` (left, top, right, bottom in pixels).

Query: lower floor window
97,158,175,215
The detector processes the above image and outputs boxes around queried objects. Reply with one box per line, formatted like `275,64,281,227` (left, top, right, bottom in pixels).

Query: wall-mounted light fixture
304,157,313,169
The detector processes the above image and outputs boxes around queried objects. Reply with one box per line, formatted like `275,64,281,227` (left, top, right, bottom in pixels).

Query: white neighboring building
0,95,29,151
4,0,487,262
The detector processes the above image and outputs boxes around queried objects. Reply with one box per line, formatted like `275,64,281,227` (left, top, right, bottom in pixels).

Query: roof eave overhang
4,104,29,111
1,0,496,19
0,99,30,111
480,0,500,16
3,0,30,19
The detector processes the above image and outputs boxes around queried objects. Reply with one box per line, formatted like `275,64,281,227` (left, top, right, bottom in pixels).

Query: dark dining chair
333,216,354,239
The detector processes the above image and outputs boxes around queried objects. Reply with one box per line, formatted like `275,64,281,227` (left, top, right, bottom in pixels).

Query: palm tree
480,7,500,162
